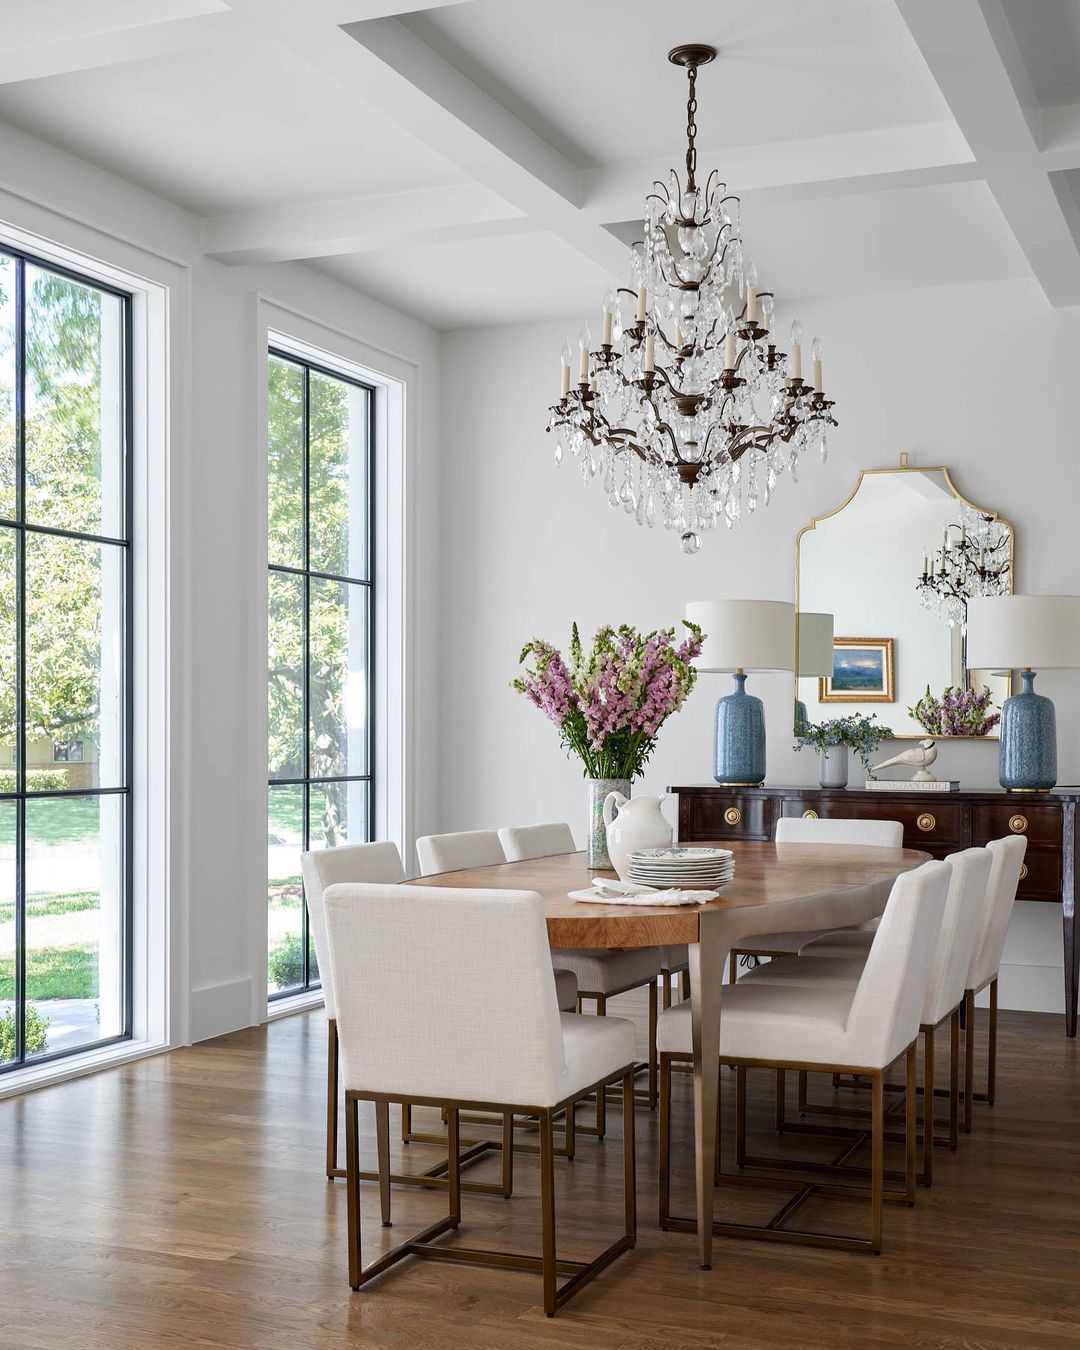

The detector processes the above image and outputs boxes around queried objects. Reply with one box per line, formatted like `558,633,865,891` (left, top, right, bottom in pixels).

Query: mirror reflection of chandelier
546,44,837,555
916,510,1010,629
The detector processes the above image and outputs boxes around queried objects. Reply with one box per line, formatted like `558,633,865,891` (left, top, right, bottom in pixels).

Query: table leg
689,912,724,1271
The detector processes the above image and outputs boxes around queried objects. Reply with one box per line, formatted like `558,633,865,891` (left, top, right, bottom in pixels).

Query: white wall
439,280,1080,1014
0,118,443,1049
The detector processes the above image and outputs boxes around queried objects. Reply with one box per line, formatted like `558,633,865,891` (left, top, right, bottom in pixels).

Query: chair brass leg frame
660,1048,916,1253
575,984,659,1138
661,969,691,1011
966,979,998,1129
344,1068,637,1318
734,1054,917,1205
326,1021,511,1201
777,1009,963,1185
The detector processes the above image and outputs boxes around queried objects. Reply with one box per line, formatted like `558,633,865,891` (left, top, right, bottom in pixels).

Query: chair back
967,835,1027,993
299,842,405,1018
775,816,904,847
416,830,505,876
498,822,575,862
845,860,949,1068
323,884,567,1107
922,848,992,1026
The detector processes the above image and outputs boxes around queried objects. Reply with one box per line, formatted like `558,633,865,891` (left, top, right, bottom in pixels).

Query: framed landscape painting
819,637,895,703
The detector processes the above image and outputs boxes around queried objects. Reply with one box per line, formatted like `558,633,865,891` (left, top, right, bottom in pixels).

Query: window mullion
13,256,25,1065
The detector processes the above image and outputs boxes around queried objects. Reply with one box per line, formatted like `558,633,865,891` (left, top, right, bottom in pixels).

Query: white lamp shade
686,599,796,673
966,595,1080,671
795,612,835,677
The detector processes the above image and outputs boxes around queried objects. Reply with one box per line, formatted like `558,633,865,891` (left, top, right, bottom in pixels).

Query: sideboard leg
1065,906,1078,1038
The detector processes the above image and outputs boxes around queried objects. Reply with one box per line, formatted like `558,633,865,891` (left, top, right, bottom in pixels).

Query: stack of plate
626,846,735,889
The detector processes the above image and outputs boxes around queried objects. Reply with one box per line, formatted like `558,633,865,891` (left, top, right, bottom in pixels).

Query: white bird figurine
870,738,939,782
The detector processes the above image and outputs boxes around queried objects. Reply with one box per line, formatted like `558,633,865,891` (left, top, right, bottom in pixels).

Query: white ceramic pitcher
603,791,673,880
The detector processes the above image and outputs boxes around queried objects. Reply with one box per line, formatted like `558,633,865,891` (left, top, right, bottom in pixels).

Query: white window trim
0,217,180,1099
256,300,412,1019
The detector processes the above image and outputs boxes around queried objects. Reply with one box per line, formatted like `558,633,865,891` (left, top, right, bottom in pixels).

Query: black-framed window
267,348,374,999
0,248,133,1072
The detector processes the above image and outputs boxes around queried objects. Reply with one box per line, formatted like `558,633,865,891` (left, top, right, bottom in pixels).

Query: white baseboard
189,975,256,1043
984,962,1065,1016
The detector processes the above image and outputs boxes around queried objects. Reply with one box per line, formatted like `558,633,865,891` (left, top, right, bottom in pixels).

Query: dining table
409,838,930,1269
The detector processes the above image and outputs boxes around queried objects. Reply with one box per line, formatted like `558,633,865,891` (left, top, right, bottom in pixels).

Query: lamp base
714,673,766,787
999,670,1057,792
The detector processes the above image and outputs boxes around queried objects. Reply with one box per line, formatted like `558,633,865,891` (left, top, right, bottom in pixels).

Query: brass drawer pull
1019,862,1029,881
916,813,936,833
802,809,819,820
724,806,742,826
1009,814,1028,834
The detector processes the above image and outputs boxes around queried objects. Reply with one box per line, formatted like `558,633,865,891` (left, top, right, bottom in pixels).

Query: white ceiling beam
222,0,626,277
582,122,976,221
896,0,1080,306
1039,104,1080,173
0,8,242,85
202,183,525,264
0,0,224,48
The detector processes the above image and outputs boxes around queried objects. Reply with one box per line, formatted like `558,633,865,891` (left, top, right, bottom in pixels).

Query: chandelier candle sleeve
546,43,836,553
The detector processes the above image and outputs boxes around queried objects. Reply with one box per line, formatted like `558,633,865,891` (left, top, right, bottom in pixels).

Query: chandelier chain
685,64,698,190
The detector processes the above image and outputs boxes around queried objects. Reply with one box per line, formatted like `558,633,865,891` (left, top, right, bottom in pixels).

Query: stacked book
627,846,735,888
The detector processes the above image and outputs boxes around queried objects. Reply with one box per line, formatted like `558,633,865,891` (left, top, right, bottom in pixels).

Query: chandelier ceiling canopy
548,44,837,553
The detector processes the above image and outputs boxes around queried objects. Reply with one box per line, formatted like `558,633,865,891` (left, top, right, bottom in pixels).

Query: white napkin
569,880,718,906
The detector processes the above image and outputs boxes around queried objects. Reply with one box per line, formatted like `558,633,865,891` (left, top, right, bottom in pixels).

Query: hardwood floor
1,995,1079,1348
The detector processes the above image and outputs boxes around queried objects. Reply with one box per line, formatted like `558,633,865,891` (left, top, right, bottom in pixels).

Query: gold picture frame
819,637,895,703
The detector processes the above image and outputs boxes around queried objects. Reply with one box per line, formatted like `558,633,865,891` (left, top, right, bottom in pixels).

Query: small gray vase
819,746,849,789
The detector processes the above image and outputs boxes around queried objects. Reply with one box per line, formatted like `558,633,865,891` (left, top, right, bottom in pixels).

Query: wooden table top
409,840,929,948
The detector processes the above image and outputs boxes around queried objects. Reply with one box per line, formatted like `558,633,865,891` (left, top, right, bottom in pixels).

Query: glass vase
819,746,849,789
586,777,631,869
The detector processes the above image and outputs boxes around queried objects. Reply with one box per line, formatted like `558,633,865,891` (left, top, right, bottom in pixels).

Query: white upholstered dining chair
498,821,575,861
727,816,905,981
772,846,992,1183
302,841,515,1202
657,859,948,1251
416,828,578,1014
796,833,1026,1134
300,842,405,1181
416,829,506,875
960,834,1026,1130
323,883,637,1317
499,819,663,1127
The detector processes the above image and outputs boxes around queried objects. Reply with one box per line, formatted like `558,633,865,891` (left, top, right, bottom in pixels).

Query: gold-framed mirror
795,459,1014,740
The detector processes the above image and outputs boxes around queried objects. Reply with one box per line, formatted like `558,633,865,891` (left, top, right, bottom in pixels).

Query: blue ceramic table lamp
966,594,1080,791
686,599,796,786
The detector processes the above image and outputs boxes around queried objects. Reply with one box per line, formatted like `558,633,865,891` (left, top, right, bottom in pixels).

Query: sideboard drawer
972,802,1061,846
782,796,962,846
683,793,771,841
1017,846,1062,900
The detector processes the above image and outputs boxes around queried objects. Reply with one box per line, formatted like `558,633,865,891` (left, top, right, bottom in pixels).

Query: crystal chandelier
547,44,837,554
916,512,1011,629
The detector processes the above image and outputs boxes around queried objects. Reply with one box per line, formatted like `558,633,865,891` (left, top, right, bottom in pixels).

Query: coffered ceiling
0,0,1076,326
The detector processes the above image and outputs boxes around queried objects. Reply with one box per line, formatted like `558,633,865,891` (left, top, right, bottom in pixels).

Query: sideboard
669,783,1080,1036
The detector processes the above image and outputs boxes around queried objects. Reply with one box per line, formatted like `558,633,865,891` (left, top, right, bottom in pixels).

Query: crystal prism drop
680,531,700,555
